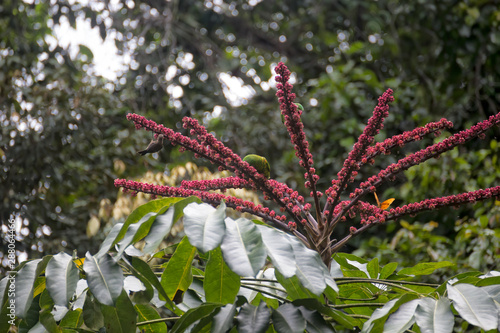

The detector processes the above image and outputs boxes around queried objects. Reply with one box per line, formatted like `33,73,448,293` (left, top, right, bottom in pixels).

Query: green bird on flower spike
243,154,270,179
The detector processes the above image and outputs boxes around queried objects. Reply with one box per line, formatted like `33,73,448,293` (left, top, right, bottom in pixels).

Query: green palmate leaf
113,197,186,247
45,252,79,307
237,301,271,333
135,304,167,333
272,303,306,333
414,297,453,333
83,253,124,307
184,202,227,253
446,283,498,331
383,299,419,333
398,262,454,276
170,303,222,333
160,236,197,301
14,259,42,319
258,225,296,278
100,290,137,333
297,306,334,333
212,303,237,333
204,247,240,304
221,217,267,277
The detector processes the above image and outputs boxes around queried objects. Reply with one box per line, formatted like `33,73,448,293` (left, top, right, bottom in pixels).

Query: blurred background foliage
1,0,499,273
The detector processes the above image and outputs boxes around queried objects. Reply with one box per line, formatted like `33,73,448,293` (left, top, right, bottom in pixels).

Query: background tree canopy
1,0,499,271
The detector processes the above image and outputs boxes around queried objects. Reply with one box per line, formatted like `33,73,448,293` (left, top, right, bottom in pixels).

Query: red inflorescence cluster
275,63,319,190
117,62,500,253
325,88,394,217
180,177,251,191
363,119,454,161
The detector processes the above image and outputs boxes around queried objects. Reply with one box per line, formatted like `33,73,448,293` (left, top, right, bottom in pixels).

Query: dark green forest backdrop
1,0,500,274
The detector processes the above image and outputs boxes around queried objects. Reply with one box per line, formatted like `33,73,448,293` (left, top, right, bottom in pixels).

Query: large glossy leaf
383,299,419,333
447,283,498,331
95,223,124,259
38,289,60,333
272,303,306,333
83,293,104,330
398,262,454,276
297,306,334,333
59,309,84,330
204,247,240,304
14,259,42,319
141,206,176,254
83,252,124,307
100,290,137,333
128,257,177,311
115,208,170,259
18,293,42,332
212,303,237,333
360,298,399,333
160,236,197,300
292,299,357,330
170,303,221,333
236,301,271,333
414,297,453,333
113,197,185,246
135,304,167,333
184,202,227,253
258,225,296,278
274,269,318,301
221,217,267,277
45,252,79,307
482,284,500,302
288,236,328,295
